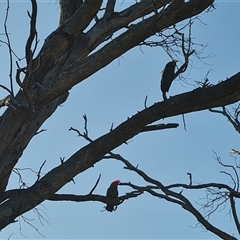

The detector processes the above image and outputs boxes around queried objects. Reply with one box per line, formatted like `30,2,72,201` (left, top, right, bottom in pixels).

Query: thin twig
187,172,192,186
144,95,148,109
89,174,101,194
4,0,14,94
182,113,187,131
36,160,46,182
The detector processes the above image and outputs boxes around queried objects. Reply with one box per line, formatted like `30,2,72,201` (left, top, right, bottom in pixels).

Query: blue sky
0,1,240,239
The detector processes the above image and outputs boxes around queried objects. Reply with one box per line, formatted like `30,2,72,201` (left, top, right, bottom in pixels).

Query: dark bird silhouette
160,60,177,101
105,180,120,212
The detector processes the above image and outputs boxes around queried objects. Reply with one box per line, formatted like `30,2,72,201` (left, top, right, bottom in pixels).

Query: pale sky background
0,0,240,239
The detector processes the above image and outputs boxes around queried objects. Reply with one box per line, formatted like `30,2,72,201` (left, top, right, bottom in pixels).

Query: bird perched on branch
160,60,177,101
105,180,120,212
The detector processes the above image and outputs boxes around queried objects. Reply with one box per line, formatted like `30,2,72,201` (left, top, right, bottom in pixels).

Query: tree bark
0,0,227,230
0,70,239,229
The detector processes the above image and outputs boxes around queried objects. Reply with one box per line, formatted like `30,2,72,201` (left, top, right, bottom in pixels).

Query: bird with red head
105,180,120,212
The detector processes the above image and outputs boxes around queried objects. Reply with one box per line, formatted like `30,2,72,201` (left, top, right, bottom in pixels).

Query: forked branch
106,152,238,240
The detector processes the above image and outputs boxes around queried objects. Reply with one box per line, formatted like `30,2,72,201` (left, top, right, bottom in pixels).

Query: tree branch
1,71,240,229
104,0,116,16
0,1,215,192
46,0,214,101
25,0,37,66
230,194,240,235
88,174,101,194
47,191,142,206
114,154,238,240
3,0,14,94
210,106,240,134
141,123,179,132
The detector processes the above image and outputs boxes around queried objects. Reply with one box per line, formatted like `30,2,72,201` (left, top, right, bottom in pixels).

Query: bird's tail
105,204,115,212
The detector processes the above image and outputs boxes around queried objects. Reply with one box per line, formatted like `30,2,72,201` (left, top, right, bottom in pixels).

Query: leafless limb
25,0,38,67
210,105,240,134
141,123,179,132
18,218,28,239
88,174,101,194
1,188,49,237
7,233,14,240
2,149,239,239
104,151,238,239
71,114,178,136
0,85,13,95
32,207,49,227
83,114,89,137
20,215,45,238
12,168,28,189
182,113,187,131
144,95,148,109
16,64,34,112
141,18,196,81
60,156,65,164
110,122,114,131
0,39,22,60
35,129,47,136
3,0,14,94
229,194,240,234
187,172,192,185
172,19,195,79
69,115,93,143
46,166,142,208
14,0,38,113
35,160,47,182
47,190,142,207
220,170,236,187
195,70,213,88
104,0,116,16
213,152,239,192
12,163,47,190
197,188,229,220
69,127,81,136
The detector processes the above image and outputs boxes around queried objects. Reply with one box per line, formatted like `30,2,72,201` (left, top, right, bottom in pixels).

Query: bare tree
0,0,240,238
